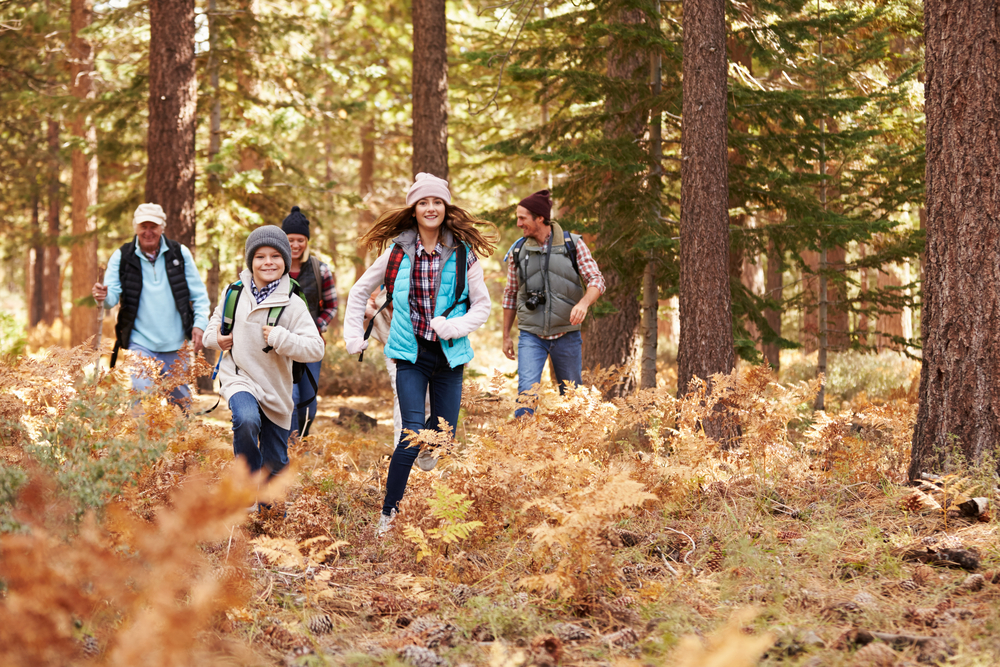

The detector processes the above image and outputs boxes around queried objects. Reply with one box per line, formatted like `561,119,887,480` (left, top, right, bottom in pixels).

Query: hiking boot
376,509,397,538
416,446,439,472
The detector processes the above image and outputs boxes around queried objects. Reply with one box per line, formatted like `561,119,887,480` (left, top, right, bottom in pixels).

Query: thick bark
29,193,44,328
411,0,448,179
911,0,1000,479
581,6,646,396
355,118,376,282
677,0,734,402
69,0,98,346
763,238,782,371
147,0,197,250
44,119,61,325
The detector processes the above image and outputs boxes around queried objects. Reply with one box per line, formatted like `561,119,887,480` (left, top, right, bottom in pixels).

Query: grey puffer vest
516,222,584,337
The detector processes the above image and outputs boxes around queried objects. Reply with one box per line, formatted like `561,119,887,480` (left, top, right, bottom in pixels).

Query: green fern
403,482,484,563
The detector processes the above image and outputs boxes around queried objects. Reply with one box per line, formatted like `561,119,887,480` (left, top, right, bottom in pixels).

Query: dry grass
1,344,999,666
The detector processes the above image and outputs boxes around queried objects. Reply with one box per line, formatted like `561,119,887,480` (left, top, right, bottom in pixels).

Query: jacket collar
239,268,291,311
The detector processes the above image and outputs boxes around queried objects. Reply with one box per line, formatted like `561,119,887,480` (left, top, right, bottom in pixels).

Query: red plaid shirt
409,238,478,341
502,233,605,340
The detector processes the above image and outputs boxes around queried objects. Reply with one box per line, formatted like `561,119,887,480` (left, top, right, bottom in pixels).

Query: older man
92,203,210,405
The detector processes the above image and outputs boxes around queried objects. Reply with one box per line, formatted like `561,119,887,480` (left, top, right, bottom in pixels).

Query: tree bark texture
69,0,98,347
763,238,782,372
356,118,376,282
44,119,61,325
911,0,1000,479
677,0,734,397
411,0,448,179
147,0,197,250
581,5,646,396
30,193,44,328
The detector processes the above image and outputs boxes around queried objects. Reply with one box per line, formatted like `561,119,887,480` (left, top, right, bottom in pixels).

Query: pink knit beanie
406,172,452,206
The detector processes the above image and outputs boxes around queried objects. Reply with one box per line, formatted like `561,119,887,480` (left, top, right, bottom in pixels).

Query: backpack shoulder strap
221,281,244,336
564,231,581,276
310,257,325,309
359,244,405,362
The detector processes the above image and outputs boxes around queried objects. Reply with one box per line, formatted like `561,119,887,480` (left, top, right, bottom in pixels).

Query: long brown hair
360,203,498,259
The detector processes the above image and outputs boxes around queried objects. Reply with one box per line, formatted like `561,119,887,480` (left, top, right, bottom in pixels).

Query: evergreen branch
469,0,537,115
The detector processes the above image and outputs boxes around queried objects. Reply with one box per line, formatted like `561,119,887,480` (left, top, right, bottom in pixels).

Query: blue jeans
129,343,191,407
229,391,290,476
290,360,321,438
515,330,582,417
383,337,464,516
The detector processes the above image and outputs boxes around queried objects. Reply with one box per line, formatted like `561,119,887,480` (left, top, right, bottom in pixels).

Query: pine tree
910,0,1000,478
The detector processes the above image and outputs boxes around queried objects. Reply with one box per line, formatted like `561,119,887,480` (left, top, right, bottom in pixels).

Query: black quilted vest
111,237,194,366
295,255,322,322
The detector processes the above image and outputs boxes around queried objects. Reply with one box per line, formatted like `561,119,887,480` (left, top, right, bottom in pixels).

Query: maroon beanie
518,189,552,222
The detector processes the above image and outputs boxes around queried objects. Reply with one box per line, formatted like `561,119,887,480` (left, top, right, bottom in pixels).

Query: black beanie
518,189,552,222
281,205,310,238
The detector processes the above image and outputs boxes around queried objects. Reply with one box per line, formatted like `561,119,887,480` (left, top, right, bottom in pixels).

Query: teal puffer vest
384,234,473,368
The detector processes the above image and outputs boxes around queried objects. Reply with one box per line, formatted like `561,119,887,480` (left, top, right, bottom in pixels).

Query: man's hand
569,302,590,326
191,327,204,355
92,282,108,301
503,337,516,360
217,332,234,351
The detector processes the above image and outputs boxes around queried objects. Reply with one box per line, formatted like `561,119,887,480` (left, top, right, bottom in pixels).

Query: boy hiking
204,226,325,502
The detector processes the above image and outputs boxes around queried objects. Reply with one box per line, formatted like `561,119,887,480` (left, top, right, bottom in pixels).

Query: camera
525,291,546,311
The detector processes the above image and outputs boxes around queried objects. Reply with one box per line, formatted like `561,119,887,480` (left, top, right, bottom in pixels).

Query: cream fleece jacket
204,270,326,429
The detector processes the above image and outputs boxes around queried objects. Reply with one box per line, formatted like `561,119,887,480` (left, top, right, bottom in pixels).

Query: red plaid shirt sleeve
574,239,606,294
502,256,519,310
316,262,338,332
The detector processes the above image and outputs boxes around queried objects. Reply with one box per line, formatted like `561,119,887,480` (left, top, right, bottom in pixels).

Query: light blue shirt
102,236,210,352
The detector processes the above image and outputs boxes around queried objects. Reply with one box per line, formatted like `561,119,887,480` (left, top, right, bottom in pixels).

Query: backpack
358,243,470,362
508,230,581,277
211,278,317,408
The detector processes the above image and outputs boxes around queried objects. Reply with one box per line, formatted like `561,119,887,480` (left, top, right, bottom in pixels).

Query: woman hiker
344,173,497,537
282,206,338,438
203,226,326,510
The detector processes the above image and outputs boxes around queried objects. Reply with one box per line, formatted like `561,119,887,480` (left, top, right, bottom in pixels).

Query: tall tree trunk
827,245,849,349
147,0,197,250
411,0,448,179
44,119,61,326
198,0,223,393
875,265,904,351
911,0,1000,479
763,237,782,371
677,0,734,406
69,0,98,347
29,192,44,328
355,118,376,282
641,0,663,390
581,5,646,396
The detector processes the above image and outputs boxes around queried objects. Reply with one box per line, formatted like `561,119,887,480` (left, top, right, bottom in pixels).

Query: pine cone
530,634,564,666
407,617,457,649
852,642,897,667
398,644,445,667
79,634,100,658
602,627,638,647
905,606,947,628
961,573,986,592
705,542,725,573
897,579,919,591
899,493,924,514
451,584,478,606
261,624,302,650
553,622,593,642
307,614,334,635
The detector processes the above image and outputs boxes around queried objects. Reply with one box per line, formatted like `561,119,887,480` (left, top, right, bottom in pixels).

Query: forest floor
3,345,1000,667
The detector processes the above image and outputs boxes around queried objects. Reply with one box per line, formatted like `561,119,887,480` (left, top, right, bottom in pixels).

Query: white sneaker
416,447,439,472
376,509,396,538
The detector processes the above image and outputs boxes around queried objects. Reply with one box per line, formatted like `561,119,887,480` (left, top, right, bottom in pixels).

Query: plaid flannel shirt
291,262,339,333
502,233,605,340
250,277,282,304
409,238,478,341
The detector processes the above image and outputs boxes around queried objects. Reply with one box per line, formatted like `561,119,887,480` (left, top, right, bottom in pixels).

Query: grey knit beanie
245,225,292,276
